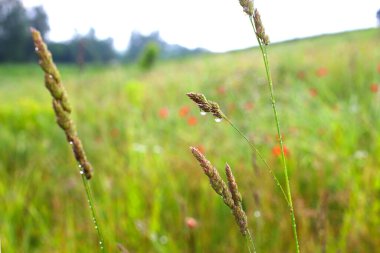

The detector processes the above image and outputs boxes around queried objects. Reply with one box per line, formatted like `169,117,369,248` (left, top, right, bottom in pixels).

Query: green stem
223,117,290,206
81,174,105,252
249,16,300,253
247,229,257,253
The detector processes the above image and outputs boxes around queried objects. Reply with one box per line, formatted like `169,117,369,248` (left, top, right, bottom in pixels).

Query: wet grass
0,28,380,252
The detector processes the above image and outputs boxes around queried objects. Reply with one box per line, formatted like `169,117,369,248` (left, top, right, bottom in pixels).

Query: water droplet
215,118,222,123
49,74,53,79
35,47,39,52
69,141,73,145
200,111,207,116
78,164,82,168
80,170,84,175
254,210,261,218
95,225,98,229
99,241,103,245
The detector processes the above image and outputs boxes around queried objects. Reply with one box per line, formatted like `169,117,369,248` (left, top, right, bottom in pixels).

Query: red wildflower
244,101,254,111
185,217,198,229
159,107,169,119
217,86,226,95
371,83,379,93
316,67,328,77
179,106,190,117
309,88,318,97
187,116,198,126
272,145,289,157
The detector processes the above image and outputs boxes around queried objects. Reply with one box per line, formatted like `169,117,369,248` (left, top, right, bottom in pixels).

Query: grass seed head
186,92,225,119
254,9,270,45
190,147,228,196
32,27,93,180
233,206,248,235
239,0,254,16
225,164,243,206
190,147,249,234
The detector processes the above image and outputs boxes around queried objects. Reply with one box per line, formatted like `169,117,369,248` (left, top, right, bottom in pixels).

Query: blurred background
1,0,380,252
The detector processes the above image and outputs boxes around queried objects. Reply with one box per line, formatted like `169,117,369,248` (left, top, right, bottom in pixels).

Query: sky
22,0,380,52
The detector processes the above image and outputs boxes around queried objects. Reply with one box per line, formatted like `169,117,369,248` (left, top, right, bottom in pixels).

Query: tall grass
248,6,300,252
31,28,105,252
0,28,379,252
186,2,301,251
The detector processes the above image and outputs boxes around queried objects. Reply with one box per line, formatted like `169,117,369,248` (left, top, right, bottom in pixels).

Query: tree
138,42,160,70
0,1,49,62
28,6,49,39
124,31,161,62
0,0,28,61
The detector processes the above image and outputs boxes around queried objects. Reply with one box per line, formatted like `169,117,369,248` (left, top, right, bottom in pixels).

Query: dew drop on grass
200,111,207,116
35,47,39,52
254,210,261,218
215,118,222,123
69,141,73,145
80,170,84,175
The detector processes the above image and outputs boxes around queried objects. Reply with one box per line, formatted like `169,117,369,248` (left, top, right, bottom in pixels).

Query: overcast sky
22,0,380,52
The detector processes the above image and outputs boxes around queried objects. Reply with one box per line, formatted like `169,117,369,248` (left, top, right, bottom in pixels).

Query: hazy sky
22,0,380,52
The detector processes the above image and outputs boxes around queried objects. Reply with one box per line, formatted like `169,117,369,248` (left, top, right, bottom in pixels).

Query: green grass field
1,28,380,252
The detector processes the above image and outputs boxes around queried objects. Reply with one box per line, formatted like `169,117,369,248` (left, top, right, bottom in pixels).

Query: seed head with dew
186,92,225,120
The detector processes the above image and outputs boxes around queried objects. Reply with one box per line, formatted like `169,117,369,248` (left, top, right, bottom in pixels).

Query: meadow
0,28,380,252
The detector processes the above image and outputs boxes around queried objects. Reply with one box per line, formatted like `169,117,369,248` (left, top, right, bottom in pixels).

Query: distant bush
138,42,160,70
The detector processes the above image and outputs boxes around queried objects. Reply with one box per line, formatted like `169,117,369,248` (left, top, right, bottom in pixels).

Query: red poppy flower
371,83,379,93
159,107,169,119
272,145,289,157
179,106,190,117
316,67,328,77
244,101,254,111
217,86,226,95
187,116,198,126
185,217,198,229
309,88,318,97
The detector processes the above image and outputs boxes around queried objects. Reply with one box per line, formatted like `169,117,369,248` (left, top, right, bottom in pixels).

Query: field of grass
1,28,380,253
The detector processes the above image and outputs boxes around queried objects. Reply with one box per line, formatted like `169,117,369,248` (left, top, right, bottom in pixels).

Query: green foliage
138,42,160,70
1,29,380,252
0,0,49,62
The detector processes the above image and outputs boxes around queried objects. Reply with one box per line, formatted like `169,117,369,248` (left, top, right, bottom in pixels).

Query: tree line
0,0,207,64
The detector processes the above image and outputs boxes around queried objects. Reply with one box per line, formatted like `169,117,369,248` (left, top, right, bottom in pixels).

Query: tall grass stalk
247,8,301,253
31,28,105,252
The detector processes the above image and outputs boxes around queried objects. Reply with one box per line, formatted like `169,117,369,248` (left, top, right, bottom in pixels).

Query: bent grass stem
248,15,301,253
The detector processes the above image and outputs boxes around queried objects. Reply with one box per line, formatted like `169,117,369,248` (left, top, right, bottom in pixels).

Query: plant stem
81,174,106,252
247,229,257,253
223,117,290,206
249,16,301,253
